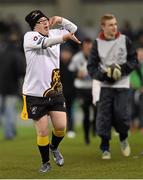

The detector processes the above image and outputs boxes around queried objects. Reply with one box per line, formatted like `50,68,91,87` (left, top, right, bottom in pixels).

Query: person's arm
24,31,61,49
120,37,138,76
60,18,77,33
43,32,80,48
43,16,78,47
24,31,80,50
49,16,77,33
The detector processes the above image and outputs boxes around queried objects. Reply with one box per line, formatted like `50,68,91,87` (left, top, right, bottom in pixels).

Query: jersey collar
98,31,120,40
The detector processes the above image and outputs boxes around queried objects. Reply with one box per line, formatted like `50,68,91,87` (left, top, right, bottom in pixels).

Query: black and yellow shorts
21,94,66,120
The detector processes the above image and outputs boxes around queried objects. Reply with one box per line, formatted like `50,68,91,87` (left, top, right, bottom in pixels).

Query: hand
112,64,122,80
49,16,62,27
63,33,81,44
106,64,122,80
77,70,87,79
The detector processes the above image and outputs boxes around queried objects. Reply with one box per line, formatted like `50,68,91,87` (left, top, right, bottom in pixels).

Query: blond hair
100,14,116,26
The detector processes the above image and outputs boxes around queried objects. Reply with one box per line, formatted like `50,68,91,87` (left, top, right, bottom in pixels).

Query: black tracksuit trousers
96,87,131,151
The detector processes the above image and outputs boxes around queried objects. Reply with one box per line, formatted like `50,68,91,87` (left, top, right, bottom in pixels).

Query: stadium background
0,0,143,179
0,0,143,31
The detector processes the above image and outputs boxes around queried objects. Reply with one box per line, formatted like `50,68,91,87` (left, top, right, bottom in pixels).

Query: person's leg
113,88,131,157
129,89,138,132
34,115,51,172
96,88,113,157
92,104,97,136
78,89,92,144
100,136,110,152
49,111,67,166
65,95,76,138
81,99,90,144
50,111,67,148
114,89,130,138
4,96,17,139
65,95,74,132
100,135,111,159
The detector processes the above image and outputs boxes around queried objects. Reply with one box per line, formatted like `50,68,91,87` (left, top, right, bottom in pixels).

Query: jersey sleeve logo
33,36,38,41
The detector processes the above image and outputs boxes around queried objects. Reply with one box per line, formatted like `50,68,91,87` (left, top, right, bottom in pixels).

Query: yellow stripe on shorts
20,95,28,120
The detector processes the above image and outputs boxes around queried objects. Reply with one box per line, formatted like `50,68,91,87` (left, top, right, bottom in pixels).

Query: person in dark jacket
87,14,138,159
0,35,26,139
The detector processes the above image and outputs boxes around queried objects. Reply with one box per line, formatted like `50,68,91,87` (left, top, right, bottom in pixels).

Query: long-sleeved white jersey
69,51,93,89
23,18,77,97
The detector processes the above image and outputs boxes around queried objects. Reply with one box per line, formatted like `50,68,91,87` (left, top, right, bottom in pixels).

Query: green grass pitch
0,126,143,179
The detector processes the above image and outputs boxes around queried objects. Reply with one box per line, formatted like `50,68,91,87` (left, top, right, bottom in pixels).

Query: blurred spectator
60,47,76,138
6,14,23,37
135,34,143,49
60,38,79,55
69,38,96,144
121,20,135,41
0,34,26,140
0,20,9,35
130,48,143,133
82,19,98,40
134,18,143,49
136,18,143,40
7,15,23,52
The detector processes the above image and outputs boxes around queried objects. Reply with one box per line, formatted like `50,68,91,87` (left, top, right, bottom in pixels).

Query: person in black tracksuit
87,14,138,159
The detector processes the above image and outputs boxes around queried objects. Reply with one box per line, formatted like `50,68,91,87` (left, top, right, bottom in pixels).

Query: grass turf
0,126,143,179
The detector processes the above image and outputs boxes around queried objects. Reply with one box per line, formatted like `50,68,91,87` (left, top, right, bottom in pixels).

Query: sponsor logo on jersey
33,36,38,41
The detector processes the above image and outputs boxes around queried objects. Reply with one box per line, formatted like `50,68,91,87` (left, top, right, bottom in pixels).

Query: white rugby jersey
23,18,77,97
69,51,92,89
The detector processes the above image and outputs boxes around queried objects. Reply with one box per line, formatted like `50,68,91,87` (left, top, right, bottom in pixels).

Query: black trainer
50,145,64,166
39,162,51,173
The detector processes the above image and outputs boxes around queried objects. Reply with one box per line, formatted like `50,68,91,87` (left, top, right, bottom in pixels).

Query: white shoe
120,139,131,157
102,151,111,160
66,131,76,138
